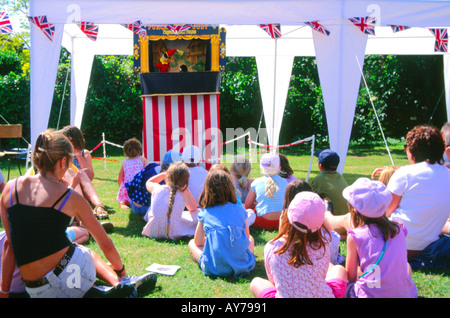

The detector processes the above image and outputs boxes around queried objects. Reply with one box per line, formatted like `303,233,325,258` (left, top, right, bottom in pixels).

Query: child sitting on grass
250,191,347,298
343,177,417,298
188,169,255,278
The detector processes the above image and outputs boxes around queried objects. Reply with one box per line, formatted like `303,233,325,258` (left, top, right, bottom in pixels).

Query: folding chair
0,124,23,180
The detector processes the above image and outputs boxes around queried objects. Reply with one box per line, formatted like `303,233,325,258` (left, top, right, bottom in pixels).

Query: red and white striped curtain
142,94,221,170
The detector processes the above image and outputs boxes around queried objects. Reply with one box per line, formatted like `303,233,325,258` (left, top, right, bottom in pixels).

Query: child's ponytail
166,185,177,236
265,176,279,198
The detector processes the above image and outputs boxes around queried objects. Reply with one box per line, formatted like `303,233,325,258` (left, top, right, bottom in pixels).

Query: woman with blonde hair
142,162,198,240
245,153,288,230
0,129,149,298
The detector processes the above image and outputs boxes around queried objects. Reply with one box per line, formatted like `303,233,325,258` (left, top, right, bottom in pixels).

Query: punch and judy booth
134,25,226,169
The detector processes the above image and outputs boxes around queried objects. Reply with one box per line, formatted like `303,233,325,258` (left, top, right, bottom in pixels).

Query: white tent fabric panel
29,0,450,26
313,19,369,173
445,55,450,122
29,23,63,147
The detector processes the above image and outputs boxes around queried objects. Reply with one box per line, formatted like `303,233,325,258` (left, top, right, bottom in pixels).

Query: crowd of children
1,123,449,298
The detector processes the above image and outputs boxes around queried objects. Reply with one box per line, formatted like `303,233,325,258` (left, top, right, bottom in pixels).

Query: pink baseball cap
287,191,325,233
342,177,393,218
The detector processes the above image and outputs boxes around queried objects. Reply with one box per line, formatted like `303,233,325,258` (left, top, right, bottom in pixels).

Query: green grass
0,142,448,298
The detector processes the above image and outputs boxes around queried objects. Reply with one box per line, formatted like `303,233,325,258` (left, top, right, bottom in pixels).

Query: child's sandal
94,204,109,220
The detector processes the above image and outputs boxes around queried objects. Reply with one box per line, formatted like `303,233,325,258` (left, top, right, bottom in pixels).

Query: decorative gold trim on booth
139,36,150,72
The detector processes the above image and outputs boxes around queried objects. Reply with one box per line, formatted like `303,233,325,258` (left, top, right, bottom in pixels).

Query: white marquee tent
29,0,450,172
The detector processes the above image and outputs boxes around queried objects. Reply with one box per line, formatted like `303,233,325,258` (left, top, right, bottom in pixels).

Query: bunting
0,11,13,34
123,20,147,37
165,24,192,34
304,21,330,36
348,16,376,36
28,15,55,41
390,25,411,33
429,28,448,52
259,23,282,39
77,22,99,41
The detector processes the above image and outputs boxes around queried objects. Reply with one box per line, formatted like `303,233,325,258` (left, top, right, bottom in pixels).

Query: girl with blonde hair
244,153,288,230
142,162,198,240
230,156,252,204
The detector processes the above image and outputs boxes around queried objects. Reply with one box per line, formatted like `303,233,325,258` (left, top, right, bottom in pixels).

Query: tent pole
356,55,394,166
271,38,278,152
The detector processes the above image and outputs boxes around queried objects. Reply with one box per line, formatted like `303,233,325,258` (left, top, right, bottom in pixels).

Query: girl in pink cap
250,191,347,298
343,177,417,298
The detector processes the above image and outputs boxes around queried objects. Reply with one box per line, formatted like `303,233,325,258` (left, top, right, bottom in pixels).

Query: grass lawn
0,141,448,299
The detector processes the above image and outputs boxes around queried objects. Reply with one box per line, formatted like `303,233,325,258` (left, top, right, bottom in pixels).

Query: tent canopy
30,0,450,172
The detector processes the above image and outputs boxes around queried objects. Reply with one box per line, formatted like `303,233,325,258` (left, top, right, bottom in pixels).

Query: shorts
258,279,347,298
25,245,96,298
130,200,150,216
408,235,450,269
252,215,279,230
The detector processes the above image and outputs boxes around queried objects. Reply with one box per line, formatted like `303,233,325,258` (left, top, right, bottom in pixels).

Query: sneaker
84,284,137,298
119,272,157,291
100,221,114,233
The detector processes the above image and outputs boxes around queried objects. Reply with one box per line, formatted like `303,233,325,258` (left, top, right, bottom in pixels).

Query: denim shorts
130,201,150,216
25,245,96,298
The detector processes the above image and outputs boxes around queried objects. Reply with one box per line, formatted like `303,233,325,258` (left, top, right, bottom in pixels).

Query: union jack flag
123,20,147,37
165,24,192,34
77,22,99,41
0,12,13,34
348,16,376,36
28,15,55,41
259,23,282,39
429,28,448,53
390,25,410,33
304,21,330,36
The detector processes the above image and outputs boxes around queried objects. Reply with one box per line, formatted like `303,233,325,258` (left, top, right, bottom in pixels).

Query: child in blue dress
188,169,256,278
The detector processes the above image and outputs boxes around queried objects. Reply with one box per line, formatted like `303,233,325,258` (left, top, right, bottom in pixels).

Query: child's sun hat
342,177,393,218
287,191,325,233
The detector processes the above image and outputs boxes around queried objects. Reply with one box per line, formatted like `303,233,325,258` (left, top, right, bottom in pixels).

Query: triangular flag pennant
0,11,14,34
429,28,448,53
390,25,411,33
259,23,282,39
28,15,55,41
122,20,147,37
165,24,192,34
304,21,330,36
348,16,376,36
77,22,99,41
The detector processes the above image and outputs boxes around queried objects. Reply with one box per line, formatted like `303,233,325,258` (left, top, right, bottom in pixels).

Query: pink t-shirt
264,237,335,298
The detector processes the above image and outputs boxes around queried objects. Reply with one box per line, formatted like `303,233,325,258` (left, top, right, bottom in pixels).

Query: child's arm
140,156,148,167
146,172,166,193
181,188,197,212
117,165,124,185
75,149,94,180
385,193,402,218
346,234,359,283
193,221,206,247
244,188,256,210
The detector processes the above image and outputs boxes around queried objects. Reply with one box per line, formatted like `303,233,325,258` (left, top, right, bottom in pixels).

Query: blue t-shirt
251,175,288,217
198,202,255,278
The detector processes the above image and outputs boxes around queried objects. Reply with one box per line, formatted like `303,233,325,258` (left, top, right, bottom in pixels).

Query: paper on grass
145,263,180,276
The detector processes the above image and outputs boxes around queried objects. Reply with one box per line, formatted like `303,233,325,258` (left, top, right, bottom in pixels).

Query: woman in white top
386,125,450,269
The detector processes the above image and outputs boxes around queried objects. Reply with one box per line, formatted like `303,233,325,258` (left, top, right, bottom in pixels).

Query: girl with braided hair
142,162,198,240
